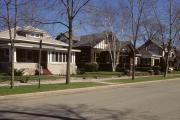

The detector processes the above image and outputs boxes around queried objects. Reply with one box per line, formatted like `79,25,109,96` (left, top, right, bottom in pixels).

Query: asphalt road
0,79,180,120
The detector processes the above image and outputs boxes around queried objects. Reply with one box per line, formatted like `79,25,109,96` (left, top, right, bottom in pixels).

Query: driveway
0,78,180,120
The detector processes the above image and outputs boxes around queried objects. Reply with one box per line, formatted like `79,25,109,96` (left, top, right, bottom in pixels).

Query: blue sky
1,0,179,45
41,0,176,38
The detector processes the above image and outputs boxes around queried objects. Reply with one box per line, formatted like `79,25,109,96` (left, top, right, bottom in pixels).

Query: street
0,79,180,120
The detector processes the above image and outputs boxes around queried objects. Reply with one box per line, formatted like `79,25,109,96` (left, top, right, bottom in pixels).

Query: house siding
47,63,77,75
14,62,38,75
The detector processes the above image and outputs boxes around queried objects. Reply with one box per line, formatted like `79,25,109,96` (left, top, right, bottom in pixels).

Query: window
30,33,41,38
51,52,68,63
59,52,62,62
27,51,33,62
4,49,9,56
63,53,66,62
56,52,59,62
52,52,56,62
95,53,101,63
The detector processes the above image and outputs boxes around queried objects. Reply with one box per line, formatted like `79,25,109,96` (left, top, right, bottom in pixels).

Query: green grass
0,71,124,82
169,70,180,74
72,71,124,78
0,82,106,96
105,74,180,83
0,75,64,83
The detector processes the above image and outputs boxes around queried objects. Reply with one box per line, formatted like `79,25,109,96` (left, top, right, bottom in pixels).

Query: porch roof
0,43,80,52
140,51,162,58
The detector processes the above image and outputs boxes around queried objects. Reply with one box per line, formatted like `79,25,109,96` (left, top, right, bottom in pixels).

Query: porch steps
42,69,52,75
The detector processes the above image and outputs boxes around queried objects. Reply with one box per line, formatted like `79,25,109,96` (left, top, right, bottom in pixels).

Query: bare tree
2,0,18,88
128,0,145,80
150,0,180,77
103,12,121,72
34,0,90,84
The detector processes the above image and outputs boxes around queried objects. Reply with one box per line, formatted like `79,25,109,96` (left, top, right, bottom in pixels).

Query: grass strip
0,82,106,96
105,75,180,83
0,75,64,83
72,71,124,78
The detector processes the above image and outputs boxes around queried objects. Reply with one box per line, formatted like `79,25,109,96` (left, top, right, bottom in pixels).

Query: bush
84,62,99,72
152,66,161,71
152,66,161,75
98,63,112,71
8,68,24,76
136,67,152,71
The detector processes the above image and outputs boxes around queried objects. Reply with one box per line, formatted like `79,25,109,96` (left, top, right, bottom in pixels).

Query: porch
0,47,77,75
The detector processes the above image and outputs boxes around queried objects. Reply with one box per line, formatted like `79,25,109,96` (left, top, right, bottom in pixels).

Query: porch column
14,48,16,62
48,51,52,63
135,57,138,65
151,58,154,66
74,52,76,64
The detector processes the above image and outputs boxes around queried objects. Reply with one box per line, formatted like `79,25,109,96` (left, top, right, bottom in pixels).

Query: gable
94,40,107,49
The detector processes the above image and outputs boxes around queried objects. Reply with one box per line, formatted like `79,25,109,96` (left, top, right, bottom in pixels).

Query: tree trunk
164,54,169,77
66,18,72,84
10,45,14,88
38,40,42,88
112,65,116,72
132,52,135,80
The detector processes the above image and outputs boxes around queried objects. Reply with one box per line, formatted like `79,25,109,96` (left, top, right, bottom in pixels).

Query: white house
0,26,79,75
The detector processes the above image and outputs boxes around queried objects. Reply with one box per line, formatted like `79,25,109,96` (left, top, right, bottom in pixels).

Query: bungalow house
72,32,135,71
0,26,79,75
138,39,176,68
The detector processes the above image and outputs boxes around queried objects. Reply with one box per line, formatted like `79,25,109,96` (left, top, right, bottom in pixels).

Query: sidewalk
1,74,179,87
0,76,131,87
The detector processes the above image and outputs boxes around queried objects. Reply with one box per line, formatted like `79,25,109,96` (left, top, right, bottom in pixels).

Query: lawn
0,75,64,83
72,71,124,78
0,82,106,96
169,70,180,74
0,71,124,83
105,74,180,83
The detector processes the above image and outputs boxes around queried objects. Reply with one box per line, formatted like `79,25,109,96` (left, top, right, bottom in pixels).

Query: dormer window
17,31,26,37
30,33,41,38
30,33,43,38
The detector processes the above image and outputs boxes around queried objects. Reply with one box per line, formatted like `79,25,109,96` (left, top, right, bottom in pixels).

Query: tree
34,0,90,84
102,9,122,72
1,0,18,88
128,0,145,80
150,0,180,77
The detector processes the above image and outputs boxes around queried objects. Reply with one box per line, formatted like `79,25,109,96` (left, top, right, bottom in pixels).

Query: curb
0,78,179,100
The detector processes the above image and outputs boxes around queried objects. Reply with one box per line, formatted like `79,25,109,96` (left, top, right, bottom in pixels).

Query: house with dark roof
73,32,134,71
175,47,180,69
138,39,176,68
0,26,79,75
56,31,80,44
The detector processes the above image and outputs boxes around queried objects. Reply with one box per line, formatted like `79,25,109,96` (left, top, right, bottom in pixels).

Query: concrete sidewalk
0,76,131,87
1,74,179,87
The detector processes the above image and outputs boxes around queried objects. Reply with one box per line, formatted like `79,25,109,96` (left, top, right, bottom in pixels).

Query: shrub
116,66,125,72
98,63,112,71
8,68,24,76
152,66,161,71
152,66,161,75
84,62,99,72
135,67,152,71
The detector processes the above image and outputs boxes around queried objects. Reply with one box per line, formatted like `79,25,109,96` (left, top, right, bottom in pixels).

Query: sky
40,0,176,37
0,0,179,46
